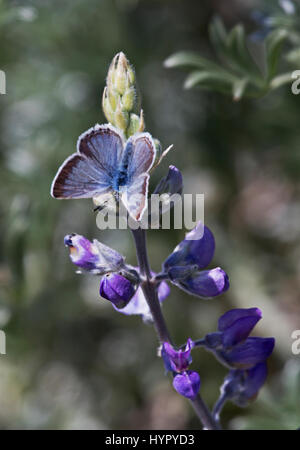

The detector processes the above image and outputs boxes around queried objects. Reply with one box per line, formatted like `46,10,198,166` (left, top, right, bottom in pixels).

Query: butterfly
51,124,156,221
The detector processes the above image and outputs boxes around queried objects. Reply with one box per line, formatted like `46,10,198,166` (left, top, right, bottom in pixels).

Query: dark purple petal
223,337,275,369
218,308,262,332
222,315,262,348
173,371,201,400
222,363,269,407
163,222,215,270
242,362,268,402
100,273,135,308
162,338,194,373
176,267,229,298
154,165,183,195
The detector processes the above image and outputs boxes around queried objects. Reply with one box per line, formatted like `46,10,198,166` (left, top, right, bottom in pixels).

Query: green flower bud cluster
102,52,145,138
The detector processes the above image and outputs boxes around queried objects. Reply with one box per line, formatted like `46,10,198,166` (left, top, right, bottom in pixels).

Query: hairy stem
131,227,220,430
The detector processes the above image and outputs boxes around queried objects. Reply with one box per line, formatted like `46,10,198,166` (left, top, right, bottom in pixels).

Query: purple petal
218,308,262,332
242,362,268,402
157,280,170,302
173,371,201,400
176,267,229,298
64,234,100,271
222,316,262,348
162,338,194,372
163,223,215,270
154,165,183,195
99,273,135,308
223,337,275,369
64,233,124,273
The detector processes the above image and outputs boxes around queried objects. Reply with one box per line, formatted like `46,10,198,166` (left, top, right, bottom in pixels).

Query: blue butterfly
51,124,156,221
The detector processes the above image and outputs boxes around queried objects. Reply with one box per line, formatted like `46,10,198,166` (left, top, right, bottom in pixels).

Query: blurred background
1,0,300,430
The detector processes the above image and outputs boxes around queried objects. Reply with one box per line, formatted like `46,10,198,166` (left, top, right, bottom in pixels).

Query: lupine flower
161,339,200,400
64,233,124,274
113,271,170,321
162,338,194,373
204,308,275,369
163,222,229,298
100,273,136,309
220,362,268,407
173,371,201,400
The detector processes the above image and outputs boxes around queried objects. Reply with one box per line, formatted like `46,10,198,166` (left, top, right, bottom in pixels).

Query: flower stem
131,227,220,430
131,228,171,343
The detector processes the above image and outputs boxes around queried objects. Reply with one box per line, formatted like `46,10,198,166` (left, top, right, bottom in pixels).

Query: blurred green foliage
0,0,300,430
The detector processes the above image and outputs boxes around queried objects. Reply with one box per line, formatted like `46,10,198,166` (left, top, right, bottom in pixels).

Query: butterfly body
51,124,156,221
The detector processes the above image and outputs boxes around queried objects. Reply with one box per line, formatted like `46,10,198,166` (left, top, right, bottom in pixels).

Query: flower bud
127,110,145,136
102,87,115,124
64,233,124,274
175,267,229,299
100,273,136,308
154,165,183,196
103,52,140,137
122,87,136,111
114,98,129,131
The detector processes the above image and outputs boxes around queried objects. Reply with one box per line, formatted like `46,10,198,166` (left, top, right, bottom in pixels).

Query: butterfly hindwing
120,132,156,221
51,124,124,199
121,173,150,222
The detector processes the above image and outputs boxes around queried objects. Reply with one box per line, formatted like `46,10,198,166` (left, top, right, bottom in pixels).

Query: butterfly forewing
78,124,124,178
51,124,124,199
127,133,156,180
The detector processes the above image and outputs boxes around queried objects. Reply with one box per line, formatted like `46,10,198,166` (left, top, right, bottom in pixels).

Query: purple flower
162,338,194,373
163,222,229,298
204,308,275,369
174,268,229,299
164,222,215,270
218,308,262,348
64,233,124,274
221,362,268,407
173,371,201,400
100,273,136,309
113,272,170,321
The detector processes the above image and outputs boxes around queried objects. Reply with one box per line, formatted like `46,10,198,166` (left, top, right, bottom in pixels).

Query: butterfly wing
121,132,156,221
51,124,124,199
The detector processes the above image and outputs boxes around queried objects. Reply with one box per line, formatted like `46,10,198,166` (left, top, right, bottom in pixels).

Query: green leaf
184,70,234,94
227,25,262,77
164,51,222,72
270,72,293,89
209,16,227,57
266,29,288,80
232,77,248,101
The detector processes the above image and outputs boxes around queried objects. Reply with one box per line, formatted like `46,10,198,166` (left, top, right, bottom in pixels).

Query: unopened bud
102,52,140,136
122,86,136,111
115,98,129,131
